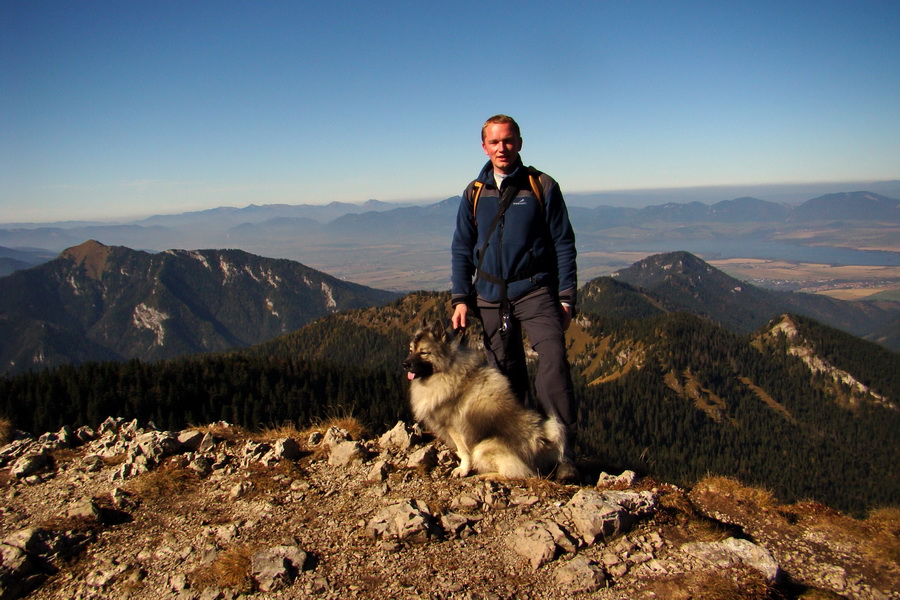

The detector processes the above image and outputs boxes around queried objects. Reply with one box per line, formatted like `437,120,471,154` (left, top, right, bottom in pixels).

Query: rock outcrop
1,418,897,599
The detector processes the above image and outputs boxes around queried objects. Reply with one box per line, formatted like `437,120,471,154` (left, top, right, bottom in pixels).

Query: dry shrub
523,476,572,499
696,475,778,509
241,416,370,458
298,416,369,457
777,501,900,583
867,506,900,564
190,544,256,593
0,417,12,446
253,422,308,442
658,488,734,544
123,461,199,500
315,416,368,440
866,506,900,537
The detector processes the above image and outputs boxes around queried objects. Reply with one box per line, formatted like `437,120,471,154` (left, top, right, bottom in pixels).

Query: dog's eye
419,351,430,357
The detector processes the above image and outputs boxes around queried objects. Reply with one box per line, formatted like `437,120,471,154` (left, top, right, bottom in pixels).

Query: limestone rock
378,421,422,451
322,426,351,447
66,499,102,522
10,453,50,478
366,459,390,483
327,440,367,467
405,445,438,470
601,489,658,517
682,537,781,584
508,521,563,570
367,499,442,543
251,542,309,592
274,437,301,460
176,430,205,451
563,489,634,545
555,555,607,593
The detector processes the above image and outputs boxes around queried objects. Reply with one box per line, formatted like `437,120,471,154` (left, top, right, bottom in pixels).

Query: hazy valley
2,189,898,299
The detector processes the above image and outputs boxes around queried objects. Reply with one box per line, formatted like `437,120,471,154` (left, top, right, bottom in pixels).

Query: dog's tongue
407,371,416,381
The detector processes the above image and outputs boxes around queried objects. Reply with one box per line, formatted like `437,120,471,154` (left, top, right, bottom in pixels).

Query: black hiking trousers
477,287,578,452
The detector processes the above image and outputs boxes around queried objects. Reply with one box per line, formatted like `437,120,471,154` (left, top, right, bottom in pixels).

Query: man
450,114,579,482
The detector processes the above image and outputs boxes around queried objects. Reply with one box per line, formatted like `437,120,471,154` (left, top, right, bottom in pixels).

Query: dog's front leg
448,431,472,478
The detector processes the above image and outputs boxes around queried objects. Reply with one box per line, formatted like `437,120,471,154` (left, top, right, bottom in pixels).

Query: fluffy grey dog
403,320,564,479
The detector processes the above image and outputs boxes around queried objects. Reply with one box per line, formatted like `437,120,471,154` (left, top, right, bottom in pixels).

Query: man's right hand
451,303,468,330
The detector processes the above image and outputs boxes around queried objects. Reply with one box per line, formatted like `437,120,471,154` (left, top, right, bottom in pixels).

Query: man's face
482,122,523,174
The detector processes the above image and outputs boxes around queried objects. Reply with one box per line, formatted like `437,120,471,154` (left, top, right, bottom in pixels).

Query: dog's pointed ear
432,319,444,338
420,316,428,331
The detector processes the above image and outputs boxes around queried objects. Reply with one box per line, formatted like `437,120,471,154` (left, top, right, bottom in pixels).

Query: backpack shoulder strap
527,174,543,210
469,181,484,227
527,167,546,213
469,168,545,226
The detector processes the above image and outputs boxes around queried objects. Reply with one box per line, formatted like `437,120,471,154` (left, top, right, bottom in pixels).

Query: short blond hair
481,114,521,141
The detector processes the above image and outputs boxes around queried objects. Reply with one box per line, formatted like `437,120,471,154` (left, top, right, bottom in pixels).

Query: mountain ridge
603,251,899,348
0,241,400,374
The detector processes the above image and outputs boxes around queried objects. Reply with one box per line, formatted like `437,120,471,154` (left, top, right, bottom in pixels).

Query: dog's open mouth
407,371,417,381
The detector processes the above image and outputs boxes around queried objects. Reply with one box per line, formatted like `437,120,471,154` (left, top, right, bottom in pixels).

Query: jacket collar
476,159,526,187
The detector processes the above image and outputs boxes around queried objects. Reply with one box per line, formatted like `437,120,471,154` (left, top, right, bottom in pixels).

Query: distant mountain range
0,240,399,374
1,192,897,290
2,243,896,377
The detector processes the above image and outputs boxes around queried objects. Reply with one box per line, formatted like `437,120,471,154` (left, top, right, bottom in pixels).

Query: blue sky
2,0,899,222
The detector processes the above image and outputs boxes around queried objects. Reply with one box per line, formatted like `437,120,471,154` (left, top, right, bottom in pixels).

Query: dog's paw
451,465,471,478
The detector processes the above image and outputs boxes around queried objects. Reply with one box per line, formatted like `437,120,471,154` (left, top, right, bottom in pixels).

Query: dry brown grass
189,543,257,593
252,422,309,442
252,416,368,449
310,416,368,440
791,502,900,567
657,488,734,544
639,566,774,600
696,475,778,510
123,461,199,500
0,416,12,446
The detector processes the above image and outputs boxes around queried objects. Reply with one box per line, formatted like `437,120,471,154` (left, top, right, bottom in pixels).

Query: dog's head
402,319,459,381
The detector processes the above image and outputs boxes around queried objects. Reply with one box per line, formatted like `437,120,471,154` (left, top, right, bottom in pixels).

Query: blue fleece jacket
451,160,577,306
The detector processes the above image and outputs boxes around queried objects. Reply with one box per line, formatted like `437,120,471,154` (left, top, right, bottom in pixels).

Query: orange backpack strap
470,180,484,227
527,168,545,212
469,170,543,227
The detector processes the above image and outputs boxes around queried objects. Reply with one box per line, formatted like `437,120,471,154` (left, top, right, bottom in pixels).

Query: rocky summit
0,418,897,600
